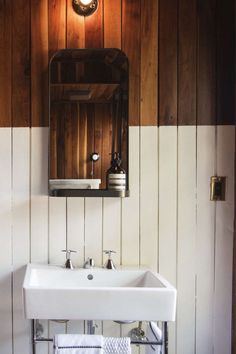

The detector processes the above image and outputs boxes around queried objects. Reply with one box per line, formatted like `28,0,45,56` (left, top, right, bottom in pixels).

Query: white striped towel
54,334,104,354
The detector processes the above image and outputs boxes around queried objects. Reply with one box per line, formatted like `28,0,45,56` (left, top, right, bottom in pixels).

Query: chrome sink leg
162,322,168,354
87,320,96,335
32,319,36,354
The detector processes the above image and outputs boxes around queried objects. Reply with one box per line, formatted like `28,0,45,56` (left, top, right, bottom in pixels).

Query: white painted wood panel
103,198,121,338
12,128,31,354
103,198,121,266
48,197,67,353
48,197,66,265
67,197,85,335
177,126,196,354
30,127,49,264
121,127,140,265
140,127,158,271
84,198,103,266
30,128,49,354
0,129,12,354
214,126,235,354
120,127,140,354
0,126,234,354
67,197,85,267
196,126,215,354
84,198,103,334
158,126,177,354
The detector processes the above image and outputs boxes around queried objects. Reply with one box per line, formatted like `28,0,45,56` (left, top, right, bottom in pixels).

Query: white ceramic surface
23,264,176,321
49,179,101,190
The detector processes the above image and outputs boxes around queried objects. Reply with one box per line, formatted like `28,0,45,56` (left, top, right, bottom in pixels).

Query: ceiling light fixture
72,0,99,16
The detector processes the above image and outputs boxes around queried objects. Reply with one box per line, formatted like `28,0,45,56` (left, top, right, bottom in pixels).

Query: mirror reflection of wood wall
49,49,128,190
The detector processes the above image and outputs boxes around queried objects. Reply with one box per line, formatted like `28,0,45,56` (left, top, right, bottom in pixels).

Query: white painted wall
0,126,234,354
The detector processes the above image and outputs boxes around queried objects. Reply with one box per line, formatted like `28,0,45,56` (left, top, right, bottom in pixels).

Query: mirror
49,49,129,197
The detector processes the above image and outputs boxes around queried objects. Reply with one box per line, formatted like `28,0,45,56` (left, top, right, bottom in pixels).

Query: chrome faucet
84,257,95,269
61,249,77,269
103,250,116,269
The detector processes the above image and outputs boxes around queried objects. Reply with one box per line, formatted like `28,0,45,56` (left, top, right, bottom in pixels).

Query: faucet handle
103,250,116,269
61,249,77,269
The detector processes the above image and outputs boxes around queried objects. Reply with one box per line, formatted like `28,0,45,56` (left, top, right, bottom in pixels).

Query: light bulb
80,0,93,5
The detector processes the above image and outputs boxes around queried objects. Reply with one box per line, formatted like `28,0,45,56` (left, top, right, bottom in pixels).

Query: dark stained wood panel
104,0,121,48
64,104,73,178
67,1,85,48
78,104,88,179
31,0,48,127
159,0,178,126
50,103,57,178
12,0,30,127
0,0,234,128
0,0,12,127
216,0,235,125
178,0,197,125
140,0,158,126
48,0,66,59
122,0,141,126
85,0,104,48
197,0,216,125
93,105,103,181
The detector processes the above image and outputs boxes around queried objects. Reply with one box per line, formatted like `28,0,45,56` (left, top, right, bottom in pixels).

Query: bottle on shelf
106,152,126,191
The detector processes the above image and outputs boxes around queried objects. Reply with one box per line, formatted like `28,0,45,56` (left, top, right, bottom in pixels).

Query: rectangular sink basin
23,264,176,321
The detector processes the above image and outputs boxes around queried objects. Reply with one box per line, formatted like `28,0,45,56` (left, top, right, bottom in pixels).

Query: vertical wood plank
104,0,121,48
64,104,73,178
84,198,103,335
12,0,30,127
49,197,67,265
103,199,121,266
85,0,104,48
48,0,66,59
103,198,121,339
0,129,12,354
102,0,121,329
122,0,141,126
78,104,88,179
12,128,30,354
31,0,48,127
48,197,67,353
31,128,49,263
121,127,138,354
0,1,11,127
216,0,235,125
197,0,216,125
67,197,85,335
178,0,197,125
84,198,103,266
214,126,235,354
94,105,103,181
140,127,158,270
177,126,196,354
140,0,158,126
67,199,85,267
159,0,177,126
158,126,177,354
121,127,139,265
66,0,85,48
196,126,215,354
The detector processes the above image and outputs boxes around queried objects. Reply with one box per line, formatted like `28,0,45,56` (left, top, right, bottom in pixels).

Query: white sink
23,264,176,322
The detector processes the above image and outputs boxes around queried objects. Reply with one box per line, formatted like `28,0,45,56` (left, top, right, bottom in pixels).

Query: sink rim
23,263,176,292
23,263,177,321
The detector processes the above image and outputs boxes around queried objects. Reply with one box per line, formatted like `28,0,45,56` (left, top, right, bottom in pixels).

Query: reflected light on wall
72,0,99,16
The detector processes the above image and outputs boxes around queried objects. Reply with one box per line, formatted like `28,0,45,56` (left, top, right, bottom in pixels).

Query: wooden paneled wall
0,1,235,354
0,0,234,128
